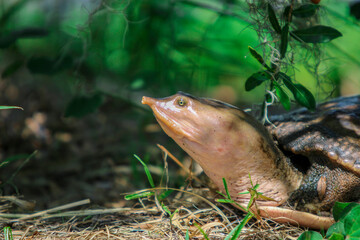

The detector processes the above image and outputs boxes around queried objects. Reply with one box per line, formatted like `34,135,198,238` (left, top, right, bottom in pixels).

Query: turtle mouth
142,96,200,143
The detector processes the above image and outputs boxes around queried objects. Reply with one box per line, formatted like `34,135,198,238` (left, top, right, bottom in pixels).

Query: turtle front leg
257,206,335,229
232,203,334,229
287,166,325,212
289,164,360,212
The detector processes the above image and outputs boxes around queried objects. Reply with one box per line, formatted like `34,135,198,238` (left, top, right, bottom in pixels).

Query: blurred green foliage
0,0,360,113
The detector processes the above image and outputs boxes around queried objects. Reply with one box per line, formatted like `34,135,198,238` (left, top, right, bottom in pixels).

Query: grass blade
3,226,13,240
124,191,154,200
185,228,190,240
133,154,155,188
0,106,23,110
222,178,232,200
194,222,210,240
224,213,253,240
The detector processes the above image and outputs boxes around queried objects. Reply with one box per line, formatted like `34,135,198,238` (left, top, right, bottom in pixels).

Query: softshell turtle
142,92,360,229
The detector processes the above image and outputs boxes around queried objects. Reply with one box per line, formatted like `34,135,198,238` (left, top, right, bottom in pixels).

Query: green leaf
247,193,255,210
161,202,171,216
283,5,292,23
268,3,281,34
326,222,345,238
170,208,180,219
333,202,359,221
343,205,360,237
291,25,342,43
248,46,271,71
248,46,265,65
297,231,323,240
280,73,316,110
64,93,104,118
245,71,271,91
293,4,320,18
248,173,254,187
216,191,227,198
2,60,23,78
348,229,360,238
273,82,291,110
133,154,155,188
238,191,250,195
216,199,234,203
290,83,315,110
280,23,289,59
124,191,154,200
0,106,23,110
328,232,345,240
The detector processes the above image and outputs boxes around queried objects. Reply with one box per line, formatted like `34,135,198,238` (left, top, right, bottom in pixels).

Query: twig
15,199,91,221
41,207,160,219
1,207,161,222
157,144,203,184
105,225,110,240
19,226,31,240
0,213,28,219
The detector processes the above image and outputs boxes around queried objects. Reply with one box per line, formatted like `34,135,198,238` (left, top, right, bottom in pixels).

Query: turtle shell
267,95,360,176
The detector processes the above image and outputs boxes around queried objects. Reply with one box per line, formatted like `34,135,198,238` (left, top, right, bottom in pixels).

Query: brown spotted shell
267,95,360,176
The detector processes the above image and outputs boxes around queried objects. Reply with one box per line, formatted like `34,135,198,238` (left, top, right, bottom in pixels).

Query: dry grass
0,191,305,239
0,144,306,239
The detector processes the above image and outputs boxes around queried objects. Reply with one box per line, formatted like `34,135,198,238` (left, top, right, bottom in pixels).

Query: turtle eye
177,97,187,107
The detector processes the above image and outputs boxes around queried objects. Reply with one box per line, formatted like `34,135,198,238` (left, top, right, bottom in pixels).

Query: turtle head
142,92,266,169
